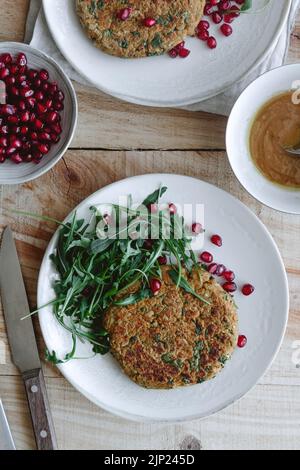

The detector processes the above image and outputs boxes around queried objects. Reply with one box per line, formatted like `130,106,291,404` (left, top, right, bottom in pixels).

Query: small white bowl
0,42,77,185
226,64,300,215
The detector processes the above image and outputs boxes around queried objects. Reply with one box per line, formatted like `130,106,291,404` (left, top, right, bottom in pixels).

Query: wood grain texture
0,0,299,451
23,368,57,450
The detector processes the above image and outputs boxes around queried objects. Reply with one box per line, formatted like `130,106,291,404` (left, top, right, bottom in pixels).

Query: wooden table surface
0,0,300,451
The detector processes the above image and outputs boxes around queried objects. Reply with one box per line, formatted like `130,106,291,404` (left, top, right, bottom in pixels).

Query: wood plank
1,375,299,450
0,0,29,43
0,150,299,388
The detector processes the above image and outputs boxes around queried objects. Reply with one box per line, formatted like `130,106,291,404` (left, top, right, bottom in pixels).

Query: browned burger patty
103,266,238,389
76,0,205,58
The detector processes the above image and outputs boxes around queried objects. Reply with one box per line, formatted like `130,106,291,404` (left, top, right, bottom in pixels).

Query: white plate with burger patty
42,0,292,107
37,174,289,422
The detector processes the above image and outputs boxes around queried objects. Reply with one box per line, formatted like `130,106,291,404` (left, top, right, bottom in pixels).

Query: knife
0,227,57,450
0,400,15,450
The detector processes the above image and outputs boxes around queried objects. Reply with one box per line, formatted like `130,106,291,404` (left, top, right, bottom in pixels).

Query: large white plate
42,0,292,107
38,174,289,422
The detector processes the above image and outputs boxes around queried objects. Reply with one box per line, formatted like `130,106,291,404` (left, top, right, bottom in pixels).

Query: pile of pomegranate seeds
169,0,245,58
0,52,64,164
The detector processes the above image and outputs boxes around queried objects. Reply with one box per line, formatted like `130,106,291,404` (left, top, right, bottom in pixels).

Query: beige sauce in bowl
249,92,300,189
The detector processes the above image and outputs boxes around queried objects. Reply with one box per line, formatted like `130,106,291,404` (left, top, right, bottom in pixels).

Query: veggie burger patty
104,266,238,389
76,0,205,58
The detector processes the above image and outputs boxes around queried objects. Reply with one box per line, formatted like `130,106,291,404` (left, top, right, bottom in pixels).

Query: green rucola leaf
142,186,168,207
168,269,211,306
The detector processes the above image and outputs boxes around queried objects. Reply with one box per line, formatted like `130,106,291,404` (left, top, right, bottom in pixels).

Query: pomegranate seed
20,87,34,98
51,123,62,134
200,251,213,263
19,111,30,123
18,100,26,111
175,41,185,51
242,284,255,296
192,223,203,235
197,29,209,41
237,335,247,348
20,126,29,136
0,53,12,64
215,264,226,276
168,48,178,58
207,263,218,274
207,36,217,49
23,153,33,163
7,115,19,125
150,278,162,296
158,255,168,265
211,234,223,247
37,143,50,155
223,282,237,293
198,20,210,30
0,136,8,147
0,67,9,80
50,133,60,144
45,111,59,124
117,7,132,20
0,104,16,116
36,103,48,114
223,270,235,282
38,132,51,142
53,101,64,111
26,97,36,109
6,145,17,155
212,12,223,24
220,23,233,36
0,125,9,134
17,53,27,67
55,90,65,102
11,152,23,164
204,3,215,15
5,76,15,86
178,48,191,58
33,118,44,130
144,17,156,27
33,78,42,88
224,14,235,23
27,69,38,80
168,203,177,215
144,239,154,250
30,131,38,141
35,90,44,102
10,137,22,149
39,69,49,81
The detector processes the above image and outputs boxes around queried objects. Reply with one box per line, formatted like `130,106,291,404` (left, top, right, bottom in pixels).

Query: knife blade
0,400,15,450
0,227,57,450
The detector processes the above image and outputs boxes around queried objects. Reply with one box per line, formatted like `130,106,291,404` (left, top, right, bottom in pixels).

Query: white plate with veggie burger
36,174,289,422
42,0,292,107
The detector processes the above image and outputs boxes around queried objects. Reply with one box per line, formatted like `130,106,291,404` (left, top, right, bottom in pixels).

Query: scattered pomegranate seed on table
0,52,64,164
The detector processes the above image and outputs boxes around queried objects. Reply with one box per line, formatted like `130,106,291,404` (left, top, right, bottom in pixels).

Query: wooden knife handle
22,368,57,450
